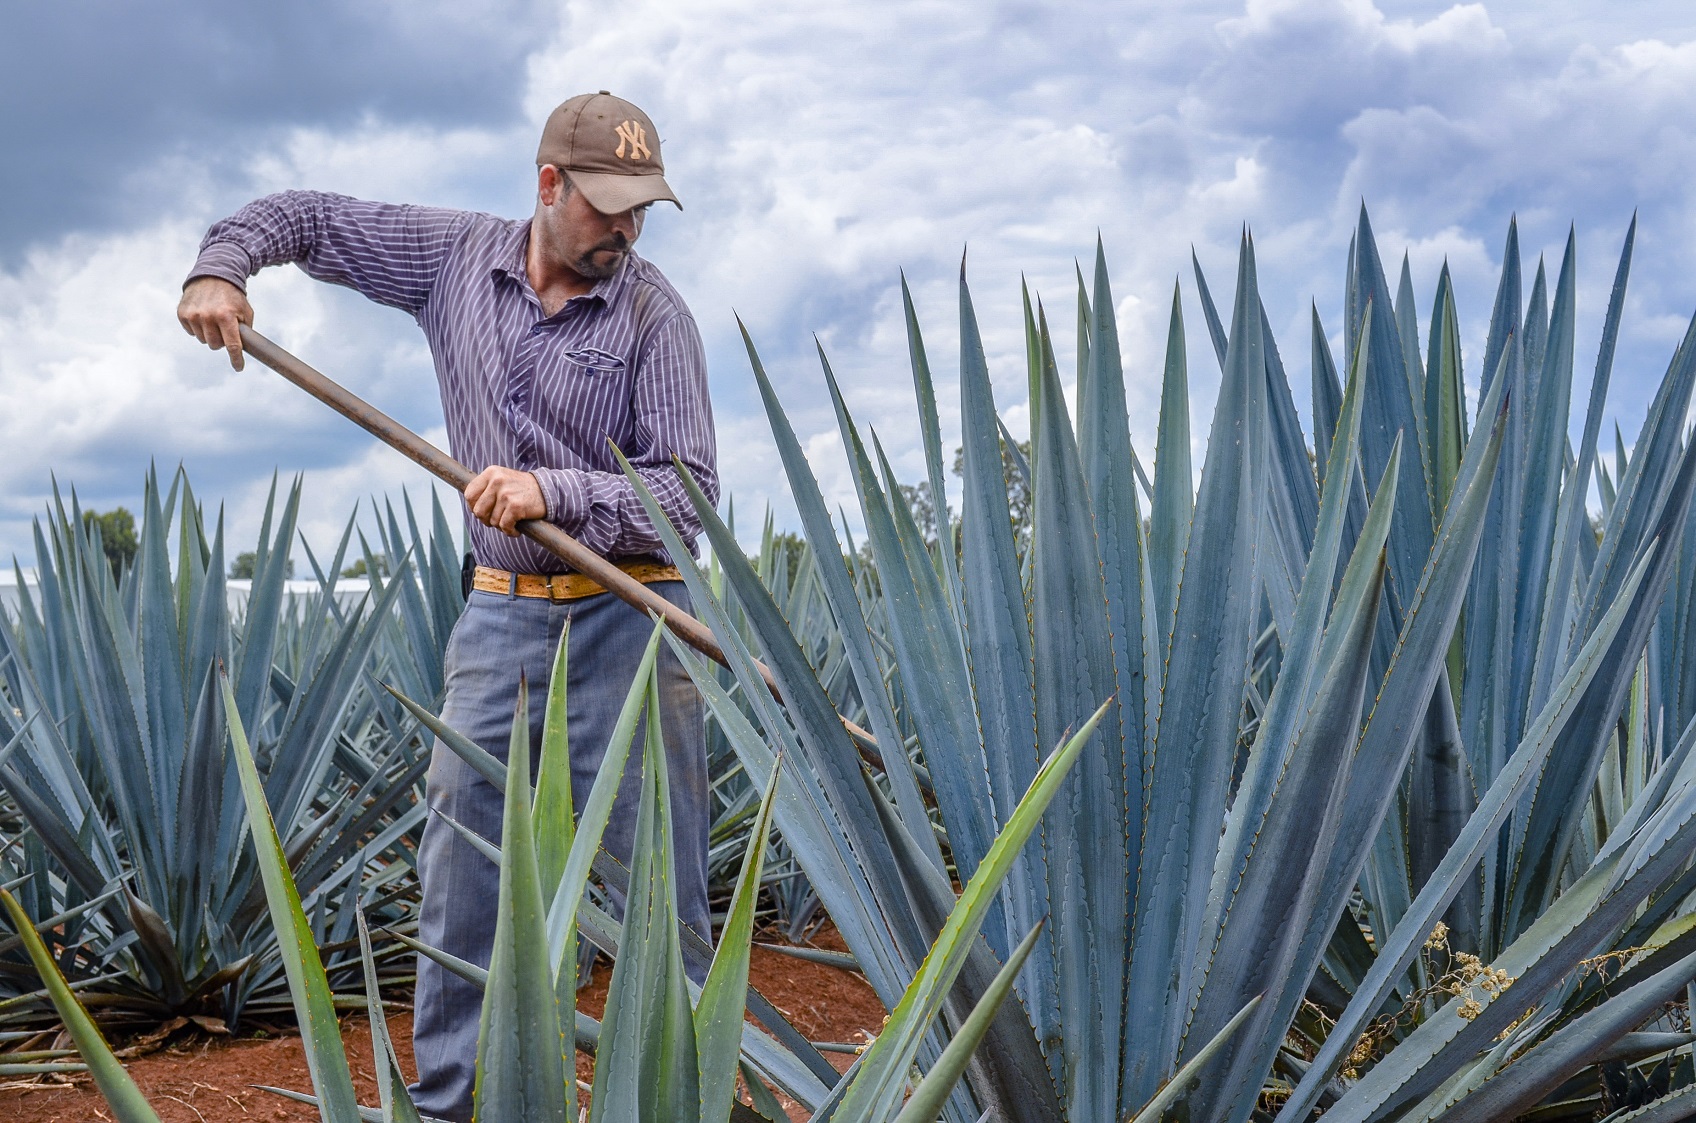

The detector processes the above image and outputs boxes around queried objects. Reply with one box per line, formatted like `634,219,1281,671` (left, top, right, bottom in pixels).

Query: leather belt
472,562,682,603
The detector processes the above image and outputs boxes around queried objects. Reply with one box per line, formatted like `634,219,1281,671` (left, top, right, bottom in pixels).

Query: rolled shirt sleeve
531,310,717,557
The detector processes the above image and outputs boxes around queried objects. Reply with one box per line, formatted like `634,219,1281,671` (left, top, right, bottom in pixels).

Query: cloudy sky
4,0,1696,568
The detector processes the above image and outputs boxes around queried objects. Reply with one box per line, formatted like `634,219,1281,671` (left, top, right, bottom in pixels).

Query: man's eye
635,204,652,217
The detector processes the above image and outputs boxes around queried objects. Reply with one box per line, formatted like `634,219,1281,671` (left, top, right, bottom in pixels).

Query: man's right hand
177,277,254,371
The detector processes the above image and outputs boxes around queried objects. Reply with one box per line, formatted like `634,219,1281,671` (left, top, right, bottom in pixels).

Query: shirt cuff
184,242,255,292
532,467,586,529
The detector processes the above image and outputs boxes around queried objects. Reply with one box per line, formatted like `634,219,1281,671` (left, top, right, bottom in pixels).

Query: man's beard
573,238,629,279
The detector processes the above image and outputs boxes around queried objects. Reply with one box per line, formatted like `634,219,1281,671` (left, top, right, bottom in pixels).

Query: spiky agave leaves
0,886,160,1123
1275,542,1661,1121
222,670,364,1120
390,597,1053,1123
587,659,700,1119
631,209,1696,1123
621,437,1111,1121
0,469,451,1024
357,910,423,1123
220,620,778,1122
472,676,570,1122
824,701,1107,1123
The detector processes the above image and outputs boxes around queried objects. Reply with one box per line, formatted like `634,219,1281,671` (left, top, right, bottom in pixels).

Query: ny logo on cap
614,121,651,161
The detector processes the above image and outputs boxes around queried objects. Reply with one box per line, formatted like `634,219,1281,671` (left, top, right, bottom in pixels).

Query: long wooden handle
236,325,885,764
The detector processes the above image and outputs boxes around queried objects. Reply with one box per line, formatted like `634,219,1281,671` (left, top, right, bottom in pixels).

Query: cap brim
566,170,682,214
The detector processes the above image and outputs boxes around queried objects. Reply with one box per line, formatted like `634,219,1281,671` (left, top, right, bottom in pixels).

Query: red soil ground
0,928,884,1123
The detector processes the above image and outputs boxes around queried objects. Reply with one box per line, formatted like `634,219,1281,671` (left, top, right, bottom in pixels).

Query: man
177,92,716,1122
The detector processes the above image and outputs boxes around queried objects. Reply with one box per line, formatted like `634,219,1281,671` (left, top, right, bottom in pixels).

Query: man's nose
610,209,639,240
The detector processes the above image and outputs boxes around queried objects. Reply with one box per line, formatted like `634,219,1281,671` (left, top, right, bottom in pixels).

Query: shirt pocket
562,347,628,377
537,347,634,443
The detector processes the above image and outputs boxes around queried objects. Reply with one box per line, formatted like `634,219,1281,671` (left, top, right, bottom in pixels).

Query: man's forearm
186,191,468,315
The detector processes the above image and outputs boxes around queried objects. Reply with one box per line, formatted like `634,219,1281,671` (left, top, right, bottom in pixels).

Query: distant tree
765,532,809,581
852,438,1032,575
896,482,939,548
341,555,391,580
229,551,294,580
82,507,138,580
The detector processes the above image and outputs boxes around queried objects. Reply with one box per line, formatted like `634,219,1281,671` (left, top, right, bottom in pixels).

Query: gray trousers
408,584,711,1121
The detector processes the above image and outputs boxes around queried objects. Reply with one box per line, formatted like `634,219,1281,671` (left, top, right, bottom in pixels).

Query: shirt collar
491,219,635,314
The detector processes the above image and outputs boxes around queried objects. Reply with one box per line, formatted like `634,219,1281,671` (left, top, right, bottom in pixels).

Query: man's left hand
465,466,546,536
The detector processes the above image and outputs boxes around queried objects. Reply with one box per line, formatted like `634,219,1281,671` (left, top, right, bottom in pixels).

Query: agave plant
0,470,460,1026
609,206,1696,1122
5,611,1099,1123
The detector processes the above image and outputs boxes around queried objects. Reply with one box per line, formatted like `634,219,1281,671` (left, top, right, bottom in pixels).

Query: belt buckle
545,574,569,603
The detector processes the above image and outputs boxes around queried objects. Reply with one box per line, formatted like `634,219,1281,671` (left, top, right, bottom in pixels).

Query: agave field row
0,475,488,1037
0,474,833,1036
6,203,1696,1122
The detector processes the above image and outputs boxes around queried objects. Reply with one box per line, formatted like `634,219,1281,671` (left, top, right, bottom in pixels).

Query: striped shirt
188,191,717,573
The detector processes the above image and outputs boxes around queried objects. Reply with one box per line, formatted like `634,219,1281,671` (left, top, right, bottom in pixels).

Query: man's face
537,166,648,281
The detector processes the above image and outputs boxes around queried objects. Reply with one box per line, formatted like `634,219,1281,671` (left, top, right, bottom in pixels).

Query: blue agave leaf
1522,256,1551,407
1506,230,1579,742
134,468,186,851
954,264,1055,1050
1530,220,1632,719
1150,280,1192,642
1423,264,1469,518
587,672,698,1122
1127,230,1268,1108
472,681,570,1123
1481,219,1523,403
1028,297,1122,1120
1260,295,1322,638
1082,238,1149,862
1578,309,1696,647
1349,205,1435,607
1191,247,1228,368
231,475,300,735
1312,304,1345,482
1395,254,1432,493
901,274,964,624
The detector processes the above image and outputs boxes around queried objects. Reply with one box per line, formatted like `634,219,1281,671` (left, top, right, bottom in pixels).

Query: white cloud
4,0,1696,565
0,158,460,567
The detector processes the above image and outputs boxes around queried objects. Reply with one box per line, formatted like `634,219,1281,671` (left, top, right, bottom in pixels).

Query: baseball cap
536,91,681,214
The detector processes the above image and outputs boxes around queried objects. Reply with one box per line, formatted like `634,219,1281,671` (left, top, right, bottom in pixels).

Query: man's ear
538,165,563,207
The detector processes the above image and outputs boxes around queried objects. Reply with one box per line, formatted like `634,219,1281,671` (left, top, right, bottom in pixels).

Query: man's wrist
532,467,584,527
185,243,253,292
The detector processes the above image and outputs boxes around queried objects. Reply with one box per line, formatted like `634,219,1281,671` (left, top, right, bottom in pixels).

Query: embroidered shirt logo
614,121,651,161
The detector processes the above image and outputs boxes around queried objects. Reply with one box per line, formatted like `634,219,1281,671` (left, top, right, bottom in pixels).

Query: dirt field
0,928,883,1122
